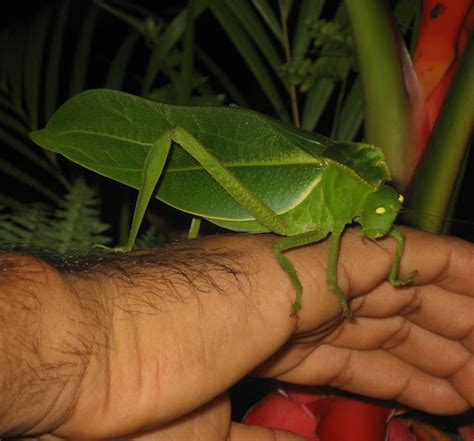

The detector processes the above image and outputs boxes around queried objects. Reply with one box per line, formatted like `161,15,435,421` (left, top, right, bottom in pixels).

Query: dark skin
0,227,472,440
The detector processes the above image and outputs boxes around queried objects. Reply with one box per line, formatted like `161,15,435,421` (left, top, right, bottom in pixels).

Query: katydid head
359,185,403,239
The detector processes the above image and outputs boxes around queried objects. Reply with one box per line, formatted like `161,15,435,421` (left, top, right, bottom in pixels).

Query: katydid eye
375,207,386,214
398,194,404,203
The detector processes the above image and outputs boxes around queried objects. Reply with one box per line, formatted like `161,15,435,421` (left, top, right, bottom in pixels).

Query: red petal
243,391,319,441
315,397,392,441
458,422,474,441
386,419,417,441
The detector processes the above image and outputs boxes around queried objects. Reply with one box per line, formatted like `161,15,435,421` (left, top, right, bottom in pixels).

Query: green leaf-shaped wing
31,89,390,221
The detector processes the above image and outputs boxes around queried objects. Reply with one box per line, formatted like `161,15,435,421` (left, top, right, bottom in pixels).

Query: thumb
229,422,309,441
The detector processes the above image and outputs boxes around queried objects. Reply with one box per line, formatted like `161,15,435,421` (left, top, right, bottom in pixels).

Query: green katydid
30,89,414,317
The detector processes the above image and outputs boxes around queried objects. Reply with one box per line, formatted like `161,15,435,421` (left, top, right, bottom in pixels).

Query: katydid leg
273,230,329,315
125,130,173,251
188,217,202,240
172,127,290,236
326,225,352,318
388,227,417,286
127,126,290,249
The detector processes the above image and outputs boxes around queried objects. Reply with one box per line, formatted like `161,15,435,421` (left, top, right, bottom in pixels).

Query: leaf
69,5,100,97
195,46,249,106
250,0,283,42
209,2,289,120
282,0,295,18
104,29,140,90
334,79,363,141
0,157,60,203
292,0,325,61
141,0,209,94
177,1,196,104
0,109,30,138
0,128,61,179
301,78,335,131
3,25,27,113
226,0,283,70
24,6,50,130
44,0,71,121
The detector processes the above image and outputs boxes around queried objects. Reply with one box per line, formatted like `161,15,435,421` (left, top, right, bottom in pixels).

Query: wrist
56,235,301,438
0,253,107,438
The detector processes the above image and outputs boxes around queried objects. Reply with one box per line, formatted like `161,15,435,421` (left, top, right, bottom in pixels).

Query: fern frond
43,178,111,253
0,202,51,246
135,225,166,249
0,179,111,253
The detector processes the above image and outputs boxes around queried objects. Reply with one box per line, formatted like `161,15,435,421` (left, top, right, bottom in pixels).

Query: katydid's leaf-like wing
30,89,326,220
324,142,391,187
30,89,390,221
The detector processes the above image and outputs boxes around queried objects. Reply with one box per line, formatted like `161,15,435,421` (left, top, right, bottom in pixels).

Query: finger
229,423,307,441
339,228,474,298
352,283,474,350
322,317,472,378
386,229,474,295
276,345,470,414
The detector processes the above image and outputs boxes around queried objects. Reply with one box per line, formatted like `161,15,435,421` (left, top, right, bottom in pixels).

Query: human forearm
0,235,304,439
0,253,105,438
55,234,301,438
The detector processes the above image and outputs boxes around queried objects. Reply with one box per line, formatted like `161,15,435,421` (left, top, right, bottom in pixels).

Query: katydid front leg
123,130,173,251
388,227,417,286
273,230,329,315
326,225,352,318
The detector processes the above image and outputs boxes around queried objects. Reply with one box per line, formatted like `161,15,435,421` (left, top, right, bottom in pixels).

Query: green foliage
0,0,221,202
0,202,52,247
0,179,111,253
134,225,167,249
278,19,354,92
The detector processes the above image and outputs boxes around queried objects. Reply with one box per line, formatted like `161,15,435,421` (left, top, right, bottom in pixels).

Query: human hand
5,228,473,440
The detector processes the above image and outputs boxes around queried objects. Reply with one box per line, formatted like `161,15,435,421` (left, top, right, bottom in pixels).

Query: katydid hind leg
124,130,173,251
388,227,417,286
326,225,352,318
273,230,329,315
188,217,202,240
171,127,289,236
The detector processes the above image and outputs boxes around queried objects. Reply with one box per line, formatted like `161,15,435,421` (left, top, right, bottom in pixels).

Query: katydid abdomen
209,164,374,236
30,89,414,318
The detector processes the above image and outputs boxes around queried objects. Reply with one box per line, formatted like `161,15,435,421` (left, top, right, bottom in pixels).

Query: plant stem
279,0,300,128
344,0,413,190
405,35,474,233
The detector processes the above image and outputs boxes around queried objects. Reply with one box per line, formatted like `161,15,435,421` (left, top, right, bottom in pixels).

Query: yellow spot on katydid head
375,207,386,214
398,194,404,203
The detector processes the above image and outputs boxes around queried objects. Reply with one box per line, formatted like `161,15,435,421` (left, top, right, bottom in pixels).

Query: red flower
243,388,415,441
458,422,474,441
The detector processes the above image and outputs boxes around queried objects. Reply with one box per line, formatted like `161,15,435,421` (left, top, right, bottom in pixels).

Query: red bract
413,0,474,129
458,423,474,441
242,388,416,441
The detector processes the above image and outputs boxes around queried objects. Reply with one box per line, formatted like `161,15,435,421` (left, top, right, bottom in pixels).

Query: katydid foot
390,270,418,286
388,227,417,287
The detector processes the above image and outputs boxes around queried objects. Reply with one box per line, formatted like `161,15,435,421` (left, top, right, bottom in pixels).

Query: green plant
0,178,110,252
